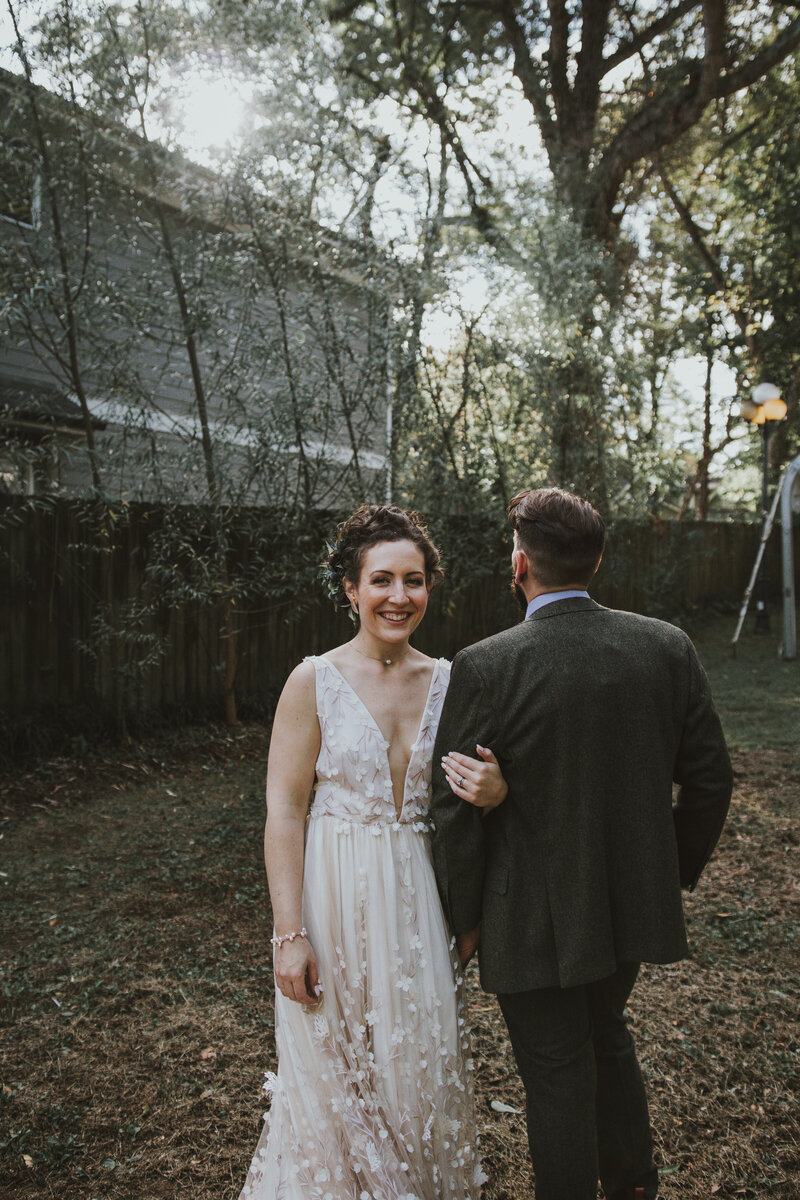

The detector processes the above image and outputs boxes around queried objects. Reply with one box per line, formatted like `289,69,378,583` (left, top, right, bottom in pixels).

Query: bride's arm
441,745,507,813
264,661,322,1006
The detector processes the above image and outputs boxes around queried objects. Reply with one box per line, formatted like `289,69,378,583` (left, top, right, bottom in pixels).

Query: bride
238,505,507,1200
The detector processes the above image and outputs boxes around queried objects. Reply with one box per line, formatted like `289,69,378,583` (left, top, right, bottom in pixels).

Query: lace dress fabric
238,655,486,1200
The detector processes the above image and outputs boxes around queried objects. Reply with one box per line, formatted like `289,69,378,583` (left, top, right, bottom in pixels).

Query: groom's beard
511,576,528,613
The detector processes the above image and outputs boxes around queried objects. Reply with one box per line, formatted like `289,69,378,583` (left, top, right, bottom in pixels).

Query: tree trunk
112,25,239,724
697,350,714,521
11,5,131,738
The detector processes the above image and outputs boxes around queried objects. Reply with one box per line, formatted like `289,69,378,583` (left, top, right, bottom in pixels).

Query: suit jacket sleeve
430,651,499,934
673,638,733,890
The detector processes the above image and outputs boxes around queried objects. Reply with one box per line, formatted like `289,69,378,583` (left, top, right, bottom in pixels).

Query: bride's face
347,539,430,643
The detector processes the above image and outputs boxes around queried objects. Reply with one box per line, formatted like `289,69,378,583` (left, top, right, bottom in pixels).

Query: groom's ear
513,547,530,582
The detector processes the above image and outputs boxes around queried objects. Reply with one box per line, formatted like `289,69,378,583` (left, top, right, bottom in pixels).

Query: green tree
331,1,800,248
650,48,800,507
328,1,800,509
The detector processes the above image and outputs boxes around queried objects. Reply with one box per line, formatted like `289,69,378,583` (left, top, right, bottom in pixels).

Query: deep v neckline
320,656,440,817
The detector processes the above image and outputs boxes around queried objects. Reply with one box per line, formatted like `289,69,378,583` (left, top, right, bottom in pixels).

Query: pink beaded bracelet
270,926,308,949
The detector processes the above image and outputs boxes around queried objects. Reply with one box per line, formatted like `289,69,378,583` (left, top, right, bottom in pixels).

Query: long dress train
238,655,485,1200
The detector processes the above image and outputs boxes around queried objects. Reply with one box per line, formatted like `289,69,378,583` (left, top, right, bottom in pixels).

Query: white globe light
752,382,781,406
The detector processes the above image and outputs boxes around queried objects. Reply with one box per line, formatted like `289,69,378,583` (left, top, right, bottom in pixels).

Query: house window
0,452,35,496
0,137,41,229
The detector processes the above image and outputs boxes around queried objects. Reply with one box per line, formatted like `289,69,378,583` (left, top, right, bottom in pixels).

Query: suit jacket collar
524,596,603,622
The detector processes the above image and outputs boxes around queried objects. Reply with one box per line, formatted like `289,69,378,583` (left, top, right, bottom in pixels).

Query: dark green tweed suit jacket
430,598,733,993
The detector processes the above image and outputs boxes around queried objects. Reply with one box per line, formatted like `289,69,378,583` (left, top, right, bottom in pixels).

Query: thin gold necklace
352,641,408,668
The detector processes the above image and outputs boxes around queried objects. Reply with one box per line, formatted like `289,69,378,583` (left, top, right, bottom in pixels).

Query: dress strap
302,654,326,672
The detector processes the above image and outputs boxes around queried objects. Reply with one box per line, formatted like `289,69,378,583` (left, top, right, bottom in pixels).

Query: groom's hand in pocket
456,924,481,968
275,938,321,1006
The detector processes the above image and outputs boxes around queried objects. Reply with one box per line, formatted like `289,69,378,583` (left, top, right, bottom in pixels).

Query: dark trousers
497,963,658,1200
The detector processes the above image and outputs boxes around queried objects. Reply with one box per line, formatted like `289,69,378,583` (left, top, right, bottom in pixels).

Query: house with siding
1,66,392,507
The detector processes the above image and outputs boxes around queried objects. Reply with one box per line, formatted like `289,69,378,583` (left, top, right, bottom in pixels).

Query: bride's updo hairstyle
322,505,443,612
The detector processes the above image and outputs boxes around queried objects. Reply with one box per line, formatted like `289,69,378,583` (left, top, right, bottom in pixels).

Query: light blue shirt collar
525,589,590,619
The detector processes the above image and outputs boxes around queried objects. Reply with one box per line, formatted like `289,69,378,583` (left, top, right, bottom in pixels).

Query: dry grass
1,620,799,1199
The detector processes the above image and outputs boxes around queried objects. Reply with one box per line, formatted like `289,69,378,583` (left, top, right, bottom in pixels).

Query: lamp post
739,382,788,633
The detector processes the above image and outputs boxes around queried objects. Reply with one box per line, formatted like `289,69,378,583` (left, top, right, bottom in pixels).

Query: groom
430,486,733,1200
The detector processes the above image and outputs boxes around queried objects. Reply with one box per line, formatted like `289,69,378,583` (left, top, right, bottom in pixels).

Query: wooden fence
1,499,795,749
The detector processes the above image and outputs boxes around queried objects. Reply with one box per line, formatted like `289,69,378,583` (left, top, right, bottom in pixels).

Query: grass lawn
1,613,798,1199
692,612,799,752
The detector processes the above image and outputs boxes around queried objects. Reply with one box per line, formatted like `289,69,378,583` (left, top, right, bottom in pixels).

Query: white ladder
731,466,789,650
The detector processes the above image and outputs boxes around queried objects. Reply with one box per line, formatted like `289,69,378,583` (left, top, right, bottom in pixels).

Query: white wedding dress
238,655,486,1200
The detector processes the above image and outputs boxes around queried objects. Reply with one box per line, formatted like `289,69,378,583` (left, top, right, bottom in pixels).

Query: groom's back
474,603,690,808
455,600,730,992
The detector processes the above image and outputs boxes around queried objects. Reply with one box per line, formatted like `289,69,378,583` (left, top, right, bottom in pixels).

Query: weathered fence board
1,499,796,745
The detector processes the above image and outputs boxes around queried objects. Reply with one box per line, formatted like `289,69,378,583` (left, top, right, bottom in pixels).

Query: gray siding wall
1,83,389,507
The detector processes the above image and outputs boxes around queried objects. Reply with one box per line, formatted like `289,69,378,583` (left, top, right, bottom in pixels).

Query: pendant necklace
353,642,405,668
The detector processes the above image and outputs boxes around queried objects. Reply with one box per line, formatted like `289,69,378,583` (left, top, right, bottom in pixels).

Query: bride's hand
274,936,321,1006
441,746,508,812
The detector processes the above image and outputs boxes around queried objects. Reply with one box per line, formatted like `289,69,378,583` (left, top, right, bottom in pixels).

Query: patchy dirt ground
1,627,799,1199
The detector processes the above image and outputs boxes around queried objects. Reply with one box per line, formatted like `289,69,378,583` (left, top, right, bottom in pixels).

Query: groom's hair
508,487,606,587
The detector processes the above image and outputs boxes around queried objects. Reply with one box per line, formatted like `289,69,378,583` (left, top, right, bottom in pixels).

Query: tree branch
547,0,571,119
7,0,102,492
713,12,800,99
573,0,614,166
492,0,558,156
393,58,533,272
697,0,726,107
602,0,699,76
586,2,800,240
658,163,757,360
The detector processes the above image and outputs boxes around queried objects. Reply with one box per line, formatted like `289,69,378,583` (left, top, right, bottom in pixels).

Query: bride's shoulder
412,651,450,679
300,645,350,672
283,658,317,692
428,651,451,668
273,658,319,725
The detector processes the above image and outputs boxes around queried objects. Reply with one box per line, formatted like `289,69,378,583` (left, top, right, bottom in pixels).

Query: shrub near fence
0,498,795,755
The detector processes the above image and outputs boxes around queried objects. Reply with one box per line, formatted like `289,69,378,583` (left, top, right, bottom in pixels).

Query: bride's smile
344,539,431,654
